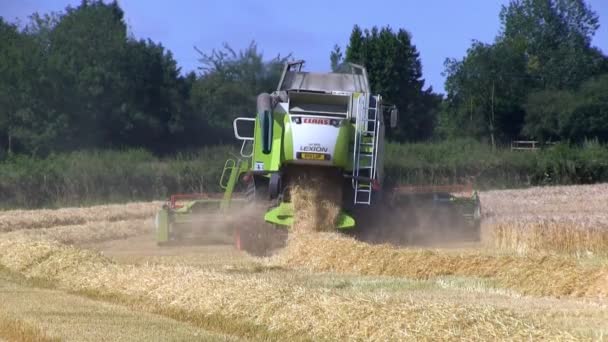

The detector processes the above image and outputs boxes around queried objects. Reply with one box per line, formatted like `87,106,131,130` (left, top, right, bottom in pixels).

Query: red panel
393,183,473,196
168,192,244,209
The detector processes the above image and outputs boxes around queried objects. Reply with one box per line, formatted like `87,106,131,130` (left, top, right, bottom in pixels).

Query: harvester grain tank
156,61,481,253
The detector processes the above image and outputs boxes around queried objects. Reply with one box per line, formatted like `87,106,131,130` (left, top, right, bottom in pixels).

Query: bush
1,141,607,208
385,139,608,188
0,146,235,208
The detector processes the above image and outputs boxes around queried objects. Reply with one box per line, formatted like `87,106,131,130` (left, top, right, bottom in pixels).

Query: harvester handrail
233,118,255,141
277,60,305,91
220,159,236,190
348,63,370,94
233,117,255,158
240,140,253,158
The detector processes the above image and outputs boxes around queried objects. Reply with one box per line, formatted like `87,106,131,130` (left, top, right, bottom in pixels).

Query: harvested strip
0,313,59,342
0,272,232,342
274,233,608,299
0,201,161,232
0,237,573,341
3,219,151,245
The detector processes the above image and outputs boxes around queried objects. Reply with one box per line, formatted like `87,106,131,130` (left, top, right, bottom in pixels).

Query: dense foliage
441,0,608,144
1,142,607,208
191,43,289,143
2,0,607,156
0,2,287,155
331,26,442,141
0,3,198,154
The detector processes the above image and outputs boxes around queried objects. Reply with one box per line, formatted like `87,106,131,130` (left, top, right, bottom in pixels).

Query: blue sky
2,0,607,93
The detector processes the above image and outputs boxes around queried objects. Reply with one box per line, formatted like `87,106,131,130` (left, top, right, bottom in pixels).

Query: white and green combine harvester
156,61,481,254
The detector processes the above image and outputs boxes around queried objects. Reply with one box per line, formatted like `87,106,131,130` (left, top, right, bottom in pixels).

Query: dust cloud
170,168,479,254
286,169,480,249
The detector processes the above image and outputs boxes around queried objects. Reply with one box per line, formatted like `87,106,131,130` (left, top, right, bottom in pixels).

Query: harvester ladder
353,94,381,205
219,158,248,210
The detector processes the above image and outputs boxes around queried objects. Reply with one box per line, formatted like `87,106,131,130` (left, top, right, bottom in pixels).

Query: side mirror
390,108,398,128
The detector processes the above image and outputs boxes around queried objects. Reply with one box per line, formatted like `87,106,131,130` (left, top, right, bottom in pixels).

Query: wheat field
0,202,161,233
481,184,608,255
0,184,607,340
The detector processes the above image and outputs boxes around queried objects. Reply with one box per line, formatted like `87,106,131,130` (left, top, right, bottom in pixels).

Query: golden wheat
0,202,161,233
483,217,608,255
290,169,342,233
3,219,151,245
0,236,575,341
480,184,608,255
272,232,607,299
0,313,59,342
272,181,608,300
0,184,605,339
481,184,608,217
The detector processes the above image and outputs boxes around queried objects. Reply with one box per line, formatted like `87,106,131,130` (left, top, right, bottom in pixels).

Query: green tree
523,90,577,141
500,0,605,89
341,25,440,141
345,25,364,64
0,14,67,155
42,0,129,150
113,38,192,151
329,44,346,72
442,41,529,144
442,0,607,144
525,74,608,142
190,42,289,143
563,77,608,142
0,1,195,155
0,18,23,154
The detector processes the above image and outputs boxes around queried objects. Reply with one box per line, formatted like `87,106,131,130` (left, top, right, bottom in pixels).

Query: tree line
1,0,607,157
440,0,608,145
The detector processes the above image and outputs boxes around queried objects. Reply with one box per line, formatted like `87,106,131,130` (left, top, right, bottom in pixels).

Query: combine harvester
156,61,481,254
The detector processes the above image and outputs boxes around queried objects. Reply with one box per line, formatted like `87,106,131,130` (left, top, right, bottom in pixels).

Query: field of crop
0,184,607,341
481,184,608,256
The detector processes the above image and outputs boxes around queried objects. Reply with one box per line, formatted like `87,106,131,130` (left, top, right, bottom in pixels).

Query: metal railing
510,140,539,151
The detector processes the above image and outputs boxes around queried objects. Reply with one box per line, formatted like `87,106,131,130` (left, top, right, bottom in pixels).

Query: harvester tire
249,175,270,201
